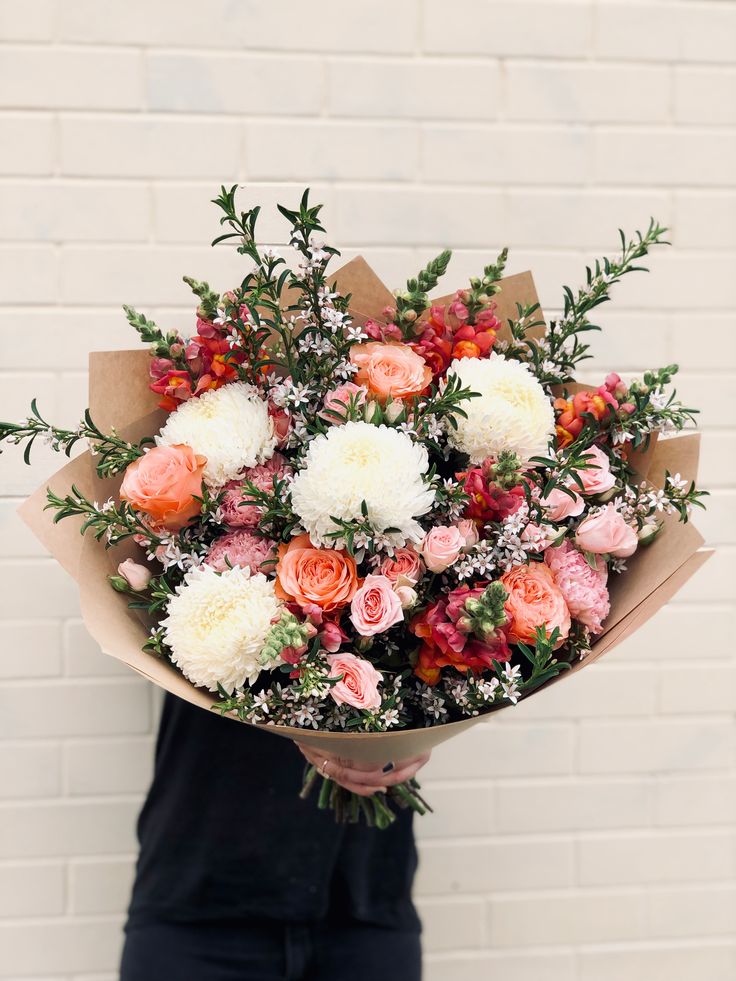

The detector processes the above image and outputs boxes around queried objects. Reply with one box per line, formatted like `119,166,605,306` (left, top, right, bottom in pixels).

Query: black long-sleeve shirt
127,694,420,931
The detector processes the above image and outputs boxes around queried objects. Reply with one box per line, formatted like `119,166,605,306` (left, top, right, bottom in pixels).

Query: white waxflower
447,354,555,463
161,564,282,694
157,382,276,489
289,421,435,547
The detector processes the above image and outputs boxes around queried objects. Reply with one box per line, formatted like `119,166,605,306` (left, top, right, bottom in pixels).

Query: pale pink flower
575,504,638,558
419,525,466,573
204,530,276,574
326,652,383,711
578,445,616,496
349,574,404,637
219,454,290,528
540,485,585,521
545,540,610,634
318,382,367,425
454,518,480,549
117,558,152,591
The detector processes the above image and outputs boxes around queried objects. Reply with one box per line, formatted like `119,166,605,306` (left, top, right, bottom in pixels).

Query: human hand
296,743,431,798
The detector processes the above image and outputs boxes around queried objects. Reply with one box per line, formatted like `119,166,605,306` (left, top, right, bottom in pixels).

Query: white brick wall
0,2,734,978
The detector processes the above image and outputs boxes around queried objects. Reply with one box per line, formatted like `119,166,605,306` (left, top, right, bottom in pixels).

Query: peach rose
540,485,585,521
275,534,358,612
350,574,405,636
575,504,638,558
120,443,206,531
378,546,424,585
349,341,432,404
326,652,382,711
419,525,465,573
500,562,571,648
578,445,616,496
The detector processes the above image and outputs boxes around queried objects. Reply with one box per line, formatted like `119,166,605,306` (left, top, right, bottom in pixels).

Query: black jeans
120,916,422,981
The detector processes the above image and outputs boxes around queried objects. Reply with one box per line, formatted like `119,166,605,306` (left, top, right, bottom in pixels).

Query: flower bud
596,485,619,503
478,293,490,304
117,558,152,592
403,309,418,323
383,400,405,424
637,522,660,546
394,584,418,610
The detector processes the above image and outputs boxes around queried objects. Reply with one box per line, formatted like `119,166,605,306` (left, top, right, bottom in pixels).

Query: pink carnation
544,540,610,634
204,530,276,574
219,453,290,528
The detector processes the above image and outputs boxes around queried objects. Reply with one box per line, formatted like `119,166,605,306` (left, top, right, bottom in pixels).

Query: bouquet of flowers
4,188,709,828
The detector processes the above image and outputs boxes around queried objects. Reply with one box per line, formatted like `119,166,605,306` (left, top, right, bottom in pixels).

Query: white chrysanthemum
447,354,554,463
290,421,435,547
157,382,276,488
161,564,281,694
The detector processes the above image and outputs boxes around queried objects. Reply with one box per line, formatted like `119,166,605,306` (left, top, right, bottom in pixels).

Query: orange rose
500,562,571,648
349,341,432,404
275,533,358,612
120,443,206,531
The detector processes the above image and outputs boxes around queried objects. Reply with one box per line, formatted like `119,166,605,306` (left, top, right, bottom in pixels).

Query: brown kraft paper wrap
17,259,711,763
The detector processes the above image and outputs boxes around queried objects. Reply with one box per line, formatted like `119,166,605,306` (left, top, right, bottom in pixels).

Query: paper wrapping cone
17,258,711,763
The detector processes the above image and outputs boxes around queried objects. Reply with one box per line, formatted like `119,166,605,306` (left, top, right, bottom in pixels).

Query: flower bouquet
5,188,710,828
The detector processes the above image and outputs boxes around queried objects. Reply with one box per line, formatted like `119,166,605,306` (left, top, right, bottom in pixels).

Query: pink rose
378,546,424,585
419,525,466,573
204,529,276,574
349,574,404,636
578,445,616,496
326,652,383,711
454,518,480,549
575,504,638,558
540,485,585,521
220,454,290,528
117,558,152,592
545,541,610,634
318,382,367,425
267,401,292,446
394,583,419,609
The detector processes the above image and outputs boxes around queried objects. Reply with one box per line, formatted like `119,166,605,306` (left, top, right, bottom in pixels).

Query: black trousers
120,916,422,981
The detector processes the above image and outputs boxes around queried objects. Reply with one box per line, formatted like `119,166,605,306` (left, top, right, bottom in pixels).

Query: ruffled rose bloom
540,485,585,522
578,445,616,496
275,534,358,612
350,341,432,404
326,652,382,711
500,562,571,648
411,583,511,685
117,558,152,591
318,382,367,425
378,546,424,585
545,541,610,634
204,530,276,574
575,504,638,558
120,443,206,531
219,454,290,528
419,525,466,573
350,574,404,637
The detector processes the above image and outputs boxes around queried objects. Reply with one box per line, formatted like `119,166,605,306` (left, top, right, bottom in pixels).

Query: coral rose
350,574,405,636
575,504,638,558
350,341,432,403
500,562,571,648
326,652,382,711
275,534,358,612
378,546,424,585
120,444,206,531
